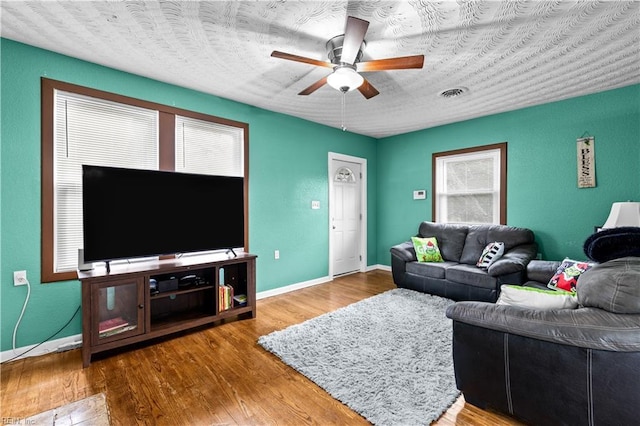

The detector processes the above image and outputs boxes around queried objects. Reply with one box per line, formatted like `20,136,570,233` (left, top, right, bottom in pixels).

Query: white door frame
328,152,367,278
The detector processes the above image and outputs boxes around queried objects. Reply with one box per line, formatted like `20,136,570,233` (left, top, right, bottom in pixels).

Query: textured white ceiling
2,1,639,138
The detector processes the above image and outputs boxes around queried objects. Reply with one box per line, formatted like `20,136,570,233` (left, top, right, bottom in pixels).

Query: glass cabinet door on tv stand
90,277,145,347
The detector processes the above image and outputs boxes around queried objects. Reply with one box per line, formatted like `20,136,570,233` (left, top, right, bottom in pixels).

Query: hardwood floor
1,270,522,425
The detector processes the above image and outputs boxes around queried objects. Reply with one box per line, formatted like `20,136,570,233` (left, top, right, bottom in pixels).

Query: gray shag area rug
258,288,460,425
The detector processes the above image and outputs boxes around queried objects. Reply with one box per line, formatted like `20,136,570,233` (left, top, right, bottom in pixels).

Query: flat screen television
82,165,245,264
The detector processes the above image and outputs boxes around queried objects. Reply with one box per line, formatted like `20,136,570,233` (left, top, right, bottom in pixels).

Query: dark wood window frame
41,77,249,283
432,142,507,225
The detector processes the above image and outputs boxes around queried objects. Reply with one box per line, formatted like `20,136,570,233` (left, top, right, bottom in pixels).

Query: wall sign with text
577,137,596,188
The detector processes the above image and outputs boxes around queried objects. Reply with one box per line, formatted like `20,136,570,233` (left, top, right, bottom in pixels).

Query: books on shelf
99,324,136,338
219,284,234,311
99,316,128,333
233,294,247,307
98,316,135,337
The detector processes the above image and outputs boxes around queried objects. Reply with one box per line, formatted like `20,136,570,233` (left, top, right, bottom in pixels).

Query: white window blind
175,116,244,177
436,149,501,224
54,90,158,272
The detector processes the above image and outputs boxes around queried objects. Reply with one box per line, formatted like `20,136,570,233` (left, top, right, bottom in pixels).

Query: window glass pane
54,90,158,272
175,116,243,177
445,157,493,192
446,194,494,223
435,146,503,224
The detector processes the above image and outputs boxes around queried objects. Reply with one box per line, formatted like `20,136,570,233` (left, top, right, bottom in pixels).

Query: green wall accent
2,37,638,353
377,85,640,264
0,39,377,351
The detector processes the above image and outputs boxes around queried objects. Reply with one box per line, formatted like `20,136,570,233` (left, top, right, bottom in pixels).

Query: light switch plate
311,200,320,209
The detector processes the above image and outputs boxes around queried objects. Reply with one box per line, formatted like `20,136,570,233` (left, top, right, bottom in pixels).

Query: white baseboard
3,267,390,363
257,265,390,300
1,334,82,363
256,275,333,300
370,264,391,272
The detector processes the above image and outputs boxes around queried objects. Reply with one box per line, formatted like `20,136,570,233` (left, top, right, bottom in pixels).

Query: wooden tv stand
78,252,256,367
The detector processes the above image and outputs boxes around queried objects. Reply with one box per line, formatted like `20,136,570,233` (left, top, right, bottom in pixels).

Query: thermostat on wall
413,190,426,200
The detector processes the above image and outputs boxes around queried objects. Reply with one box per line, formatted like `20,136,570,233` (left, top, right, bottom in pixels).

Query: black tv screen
82,165,245,263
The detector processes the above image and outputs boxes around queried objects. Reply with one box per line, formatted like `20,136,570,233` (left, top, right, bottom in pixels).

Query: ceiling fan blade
298,76,329,95
357,55,425,72
271,51,333,69
341,16,369,65
358,79,380,99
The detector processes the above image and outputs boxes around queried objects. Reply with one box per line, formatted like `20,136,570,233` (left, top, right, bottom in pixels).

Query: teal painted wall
377,85,640,264
0,39,377,351
2,36,639,353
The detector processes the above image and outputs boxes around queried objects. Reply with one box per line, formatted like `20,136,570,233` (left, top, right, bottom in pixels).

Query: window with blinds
42,78,249,282
53,91,159,272
433,143,506,224
175,116,244,177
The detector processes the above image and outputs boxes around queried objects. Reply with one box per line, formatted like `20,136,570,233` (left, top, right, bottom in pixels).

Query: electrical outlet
14,270,28,286
274,250,280,260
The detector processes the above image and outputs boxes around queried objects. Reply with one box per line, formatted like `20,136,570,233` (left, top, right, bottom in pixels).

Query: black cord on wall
2,305,81,364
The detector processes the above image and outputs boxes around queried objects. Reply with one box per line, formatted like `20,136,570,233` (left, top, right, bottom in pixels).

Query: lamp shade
327,67,364,92
602,202,640,228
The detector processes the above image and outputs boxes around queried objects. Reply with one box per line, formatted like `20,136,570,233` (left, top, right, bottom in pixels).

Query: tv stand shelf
78,252,256,367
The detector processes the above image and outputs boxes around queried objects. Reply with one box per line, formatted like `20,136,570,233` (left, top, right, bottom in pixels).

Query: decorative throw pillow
476,242,505,268
547,258,593,293
497,285,579,310
411,236,444,262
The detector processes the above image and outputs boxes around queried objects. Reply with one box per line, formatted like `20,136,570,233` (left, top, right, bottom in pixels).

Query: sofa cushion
406,261,457,279
577,257,640,314
547,258,593,293
418,222,468,262
411,236,444,262
446,264,497,289
460,224,535,265
497,285,579,310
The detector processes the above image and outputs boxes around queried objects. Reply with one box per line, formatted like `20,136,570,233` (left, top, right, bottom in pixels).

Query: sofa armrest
526,259,562,284
390,241,416,286
390,241,416,262
445,301,640,352
487,243,537,276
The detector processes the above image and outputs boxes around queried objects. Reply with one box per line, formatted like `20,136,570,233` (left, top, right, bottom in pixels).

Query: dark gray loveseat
390,221,538,302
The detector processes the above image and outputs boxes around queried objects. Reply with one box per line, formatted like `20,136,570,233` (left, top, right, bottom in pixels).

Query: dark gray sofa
390,221,538,302
446,256,640,425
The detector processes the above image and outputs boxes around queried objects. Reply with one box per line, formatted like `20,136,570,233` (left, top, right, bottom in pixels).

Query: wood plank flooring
1,270,522,425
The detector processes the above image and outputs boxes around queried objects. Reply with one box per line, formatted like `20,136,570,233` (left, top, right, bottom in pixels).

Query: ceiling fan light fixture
327,66,364,92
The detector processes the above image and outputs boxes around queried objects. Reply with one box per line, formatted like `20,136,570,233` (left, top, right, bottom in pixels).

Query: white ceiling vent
439,88,468,98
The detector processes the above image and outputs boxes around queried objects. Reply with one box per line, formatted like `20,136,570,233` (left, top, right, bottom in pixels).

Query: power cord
12,277,31,352
3,278,81,364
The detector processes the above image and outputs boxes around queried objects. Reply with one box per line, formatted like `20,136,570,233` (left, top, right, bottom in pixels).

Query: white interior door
331,159,362,276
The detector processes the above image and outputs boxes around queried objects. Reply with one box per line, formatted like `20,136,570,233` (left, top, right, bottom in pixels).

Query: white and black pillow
476,242,505,268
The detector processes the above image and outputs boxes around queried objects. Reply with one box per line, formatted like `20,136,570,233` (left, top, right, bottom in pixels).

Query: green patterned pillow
411,236,444,262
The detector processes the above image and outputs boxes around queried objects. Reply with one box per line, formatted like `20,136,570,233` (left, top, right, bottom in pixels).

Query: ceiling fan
271,16,424,99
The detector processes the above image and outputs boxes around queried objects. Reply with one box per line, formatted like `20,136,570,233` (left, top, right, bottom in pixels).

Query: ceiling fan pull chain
341,89,347,131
